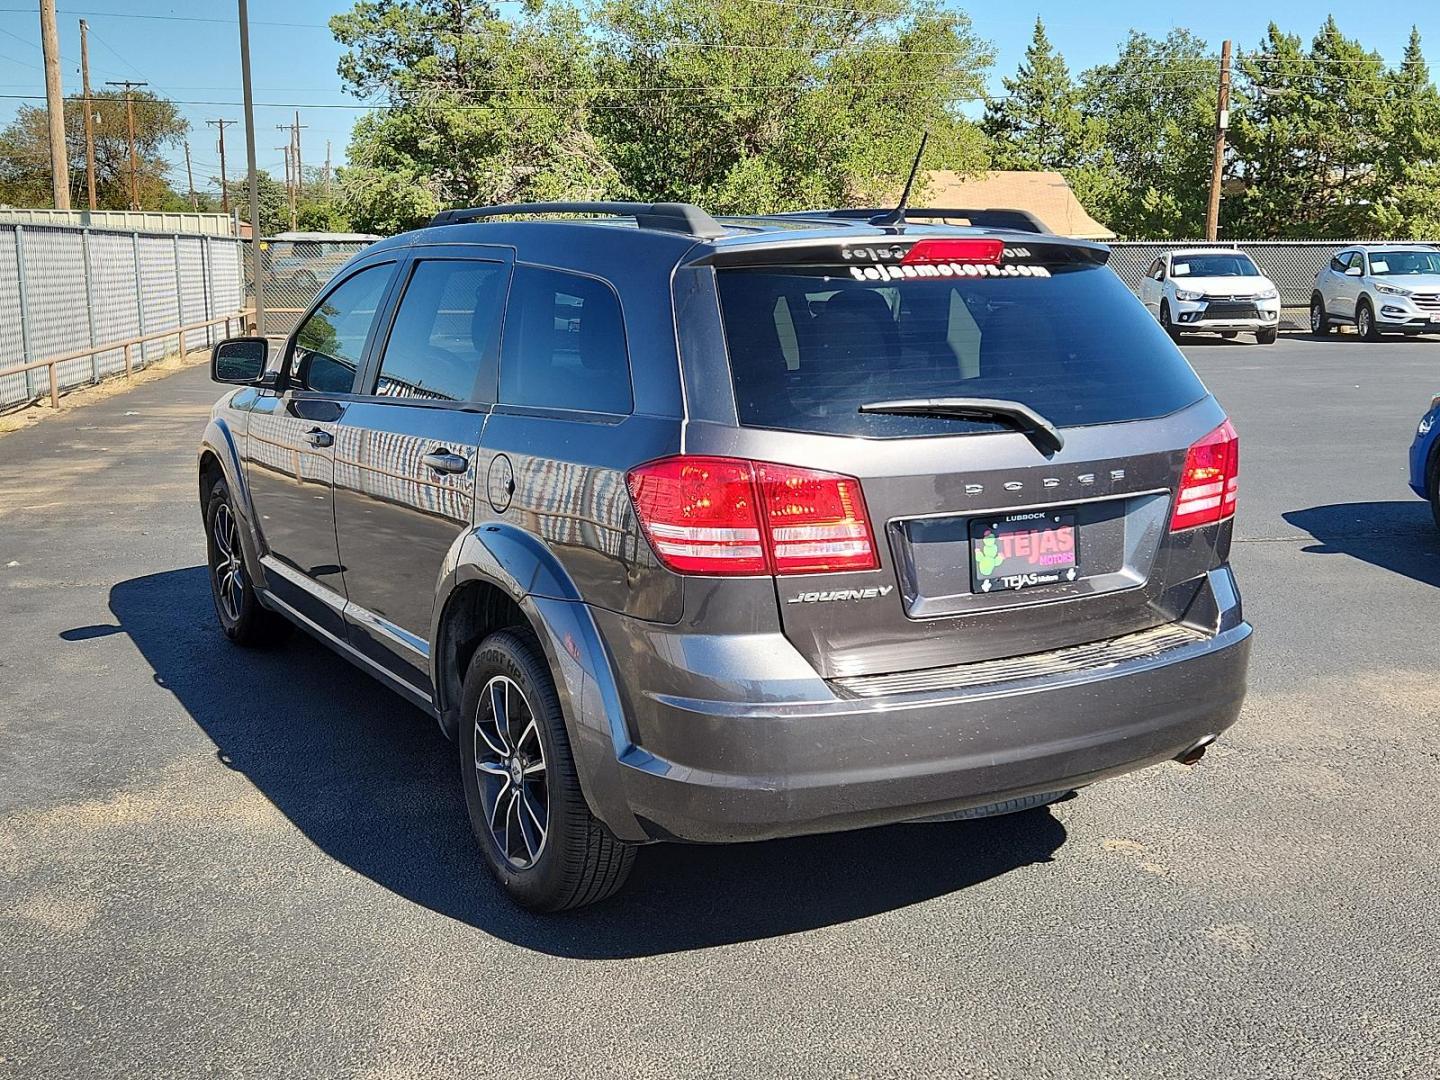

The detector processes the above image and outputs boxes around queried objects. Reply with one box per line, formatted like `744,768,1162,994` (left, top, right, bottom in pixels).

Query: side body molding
431,522,647,842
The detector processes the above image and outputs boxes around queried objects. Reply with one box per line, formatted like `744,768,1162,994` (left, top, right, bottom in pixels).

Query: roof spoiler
428,201,727,239
779,207,1053,235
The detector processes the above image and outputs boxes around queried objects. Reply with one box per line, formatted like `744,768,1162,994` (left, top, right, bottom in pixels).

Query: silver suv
199,202,1252,910
1311,245,1440,340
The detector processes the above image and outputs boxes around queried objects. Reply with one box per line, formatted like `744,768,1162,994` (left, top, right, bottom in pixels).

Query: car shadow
1282,500,1440,587
1173,335,1255,347
95,566,1066,958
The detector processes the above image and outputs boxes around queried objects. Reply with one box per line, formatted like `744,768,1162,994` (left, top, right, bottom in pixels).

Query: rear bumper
599,571,1251,844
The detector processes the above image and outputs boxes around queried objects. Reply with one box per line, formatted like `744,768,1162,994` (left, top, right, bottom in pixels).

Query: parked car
1139,249,1281,344
1312,245,1440,341
261,231,380,293
1408,393,1440,526
199,201,1253,910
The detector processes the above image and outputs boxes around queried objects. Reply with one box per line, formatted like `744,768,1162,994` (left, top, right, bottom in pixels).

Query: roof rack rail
427,201,728,239
778,207,1053,235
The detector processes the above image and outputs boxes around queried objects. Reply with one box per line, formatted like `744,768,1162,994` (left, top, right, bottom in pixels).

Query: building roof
912,171,1116,241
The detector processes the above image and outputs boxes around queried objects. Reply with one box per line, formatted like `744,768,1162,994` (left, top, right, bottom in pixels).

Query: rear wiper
857,397,1065,454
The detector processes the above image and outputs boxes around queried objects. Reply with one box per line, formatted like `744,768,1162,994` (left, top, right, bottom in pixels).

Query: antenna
870,130,929,228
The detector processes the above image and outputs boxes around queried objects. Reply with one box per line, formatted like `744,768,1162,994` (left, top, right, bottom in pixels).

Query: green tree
331,0,994,229
0,89,188,210
1371,27,1440,237
1227,18,1390,237
332,0,615,233
1078,30,1218,238
591,0,992,212
223,170,291,236
983,18,1094,172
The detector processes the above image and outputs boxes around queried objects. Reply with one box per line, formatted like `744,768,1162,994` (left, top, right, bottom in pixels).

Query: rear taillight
626,456,879,576
1170,420,1239,531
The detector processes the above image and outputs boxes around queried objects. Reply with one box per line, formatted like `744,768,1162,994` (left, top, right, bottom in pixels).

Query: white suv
1311,245,1440,341
1139,249,1281,345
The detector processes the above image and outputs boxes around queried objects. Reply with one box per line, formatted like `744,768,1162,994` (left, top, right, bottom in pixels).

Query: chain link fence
244,238,379,338
0,222,244,409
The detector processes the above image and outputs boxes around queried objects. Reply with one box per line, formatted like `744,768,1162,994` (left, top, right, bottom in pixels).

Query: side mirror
1345,265,1365,277
212,337,268,384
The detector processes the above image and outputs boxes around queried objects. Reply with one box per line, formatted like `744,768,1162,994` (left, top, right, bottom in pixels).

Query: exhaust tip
1175,734,1217,766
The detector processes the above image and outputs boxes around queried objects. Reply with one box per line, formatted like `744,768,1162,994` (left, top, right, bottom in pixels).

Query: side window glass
290,263,393,393
499,266,632,414
373,260,509,402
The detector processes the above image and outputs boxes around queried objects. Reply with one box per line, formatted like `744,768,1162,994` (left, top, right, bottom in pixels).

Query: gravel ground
1,333,1437,1079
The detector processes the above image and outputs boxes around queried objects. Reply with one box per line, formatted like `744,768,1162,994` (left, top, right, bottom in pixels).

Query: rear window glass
500,266,632,414
716,262,1206,438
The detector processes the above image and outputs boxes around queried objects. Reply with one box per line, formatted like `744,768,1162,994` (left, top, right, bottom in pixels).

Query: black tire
458,628,635,911
1256,326,1278,345
1220,331,1238,340
1159,300,1180,341
204,480,289,646
1428,453,1440,532
1357,299,1382,342
1310,294,1334,335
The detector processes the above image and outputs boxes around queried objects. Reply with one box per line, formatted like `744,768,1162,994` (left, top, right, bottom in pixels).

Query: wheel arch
198,417,265,581
430,523,646,843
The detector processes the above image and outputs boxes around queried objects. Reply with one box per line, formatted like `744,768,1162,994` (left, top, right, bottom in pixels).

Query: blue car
1408,394,1440,524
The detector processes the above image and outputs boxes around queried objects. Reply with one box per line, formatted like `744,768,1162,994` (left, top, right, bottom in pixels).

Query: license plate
970,511,1078,593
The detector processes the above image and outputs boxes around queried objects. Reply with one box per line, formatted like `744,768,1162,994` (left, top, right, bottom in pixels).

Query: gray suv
200,202,1252,910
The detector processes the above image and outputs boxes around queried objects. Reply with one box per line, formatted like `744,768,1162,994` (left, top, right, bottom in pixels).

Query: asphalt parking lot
2,333,1438,1079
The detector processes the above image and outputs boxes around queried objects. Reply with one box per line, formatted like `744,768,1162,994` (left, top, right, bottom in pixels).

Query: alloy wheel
211,501,244,623
1358,306,1372,338
473,675,549,869
1311,302,1323,333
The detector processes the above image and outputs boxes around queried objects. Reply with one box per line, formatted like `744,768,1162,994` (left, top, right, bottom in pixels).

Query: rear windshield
716,262,1207,438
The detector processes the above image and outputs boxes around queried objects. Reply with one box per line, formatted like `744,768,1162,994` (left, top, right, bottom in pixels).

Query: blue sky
1,1,1437,200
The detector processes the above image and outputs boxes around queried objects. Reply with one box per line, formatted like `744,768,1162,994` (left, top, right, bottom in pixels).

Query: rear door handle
304,428,333,448
422,449,469,475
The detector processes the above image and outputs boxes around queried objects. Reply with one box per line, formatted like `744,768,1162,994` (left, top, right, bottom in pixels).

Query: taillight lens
627,456,879,576
1170,420,1239,531
625,456,767,575
901,238,1005,266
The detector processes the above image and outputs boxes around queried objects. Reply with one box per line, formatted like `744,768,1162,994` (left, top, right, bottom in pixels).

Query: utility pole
238,0,265,334
184,140,198,210
1205,39,1232,243
80,19,97,211
39,0,70,209
207,118,235,213
324,139,331,199
292,111,307,201
277,141,295,231
106,80,148,211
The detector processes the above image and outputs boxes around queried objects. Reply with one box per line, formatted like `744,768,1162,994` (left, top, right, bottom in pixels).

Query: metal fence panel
88,230,143,380
19,226,91,392
209,241,242,321
137,235,178,364
177,237,210,350
0,229,23,405
0,222,245,409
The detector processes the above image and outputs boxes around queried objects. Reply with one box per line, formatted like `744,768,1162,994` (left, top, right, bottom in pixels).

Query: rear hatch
686,232,1234,679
